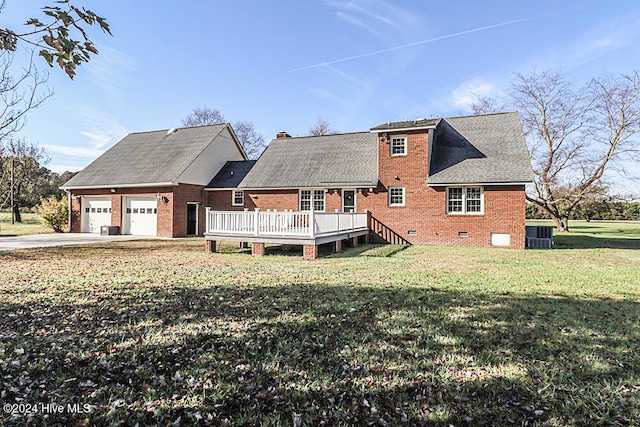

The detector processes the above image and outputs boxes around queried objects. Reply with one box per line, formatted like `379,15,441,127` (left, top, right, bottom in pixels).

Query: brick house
204,112,533,256
61,124,247,237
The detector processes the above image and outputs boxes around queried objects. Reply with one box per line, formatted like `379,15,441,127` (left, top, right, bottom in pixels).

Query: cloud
79,131,112,150
451,79,499,111
325,0,416,36
86,45,135,97
535,12,640,71
289,17,533,72
42,144,105,158
73,108,128,150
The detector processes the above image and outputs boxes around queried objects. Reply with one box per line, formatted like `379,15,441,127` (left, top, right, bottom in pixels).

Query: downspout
65,190,72,233
427,127,435,178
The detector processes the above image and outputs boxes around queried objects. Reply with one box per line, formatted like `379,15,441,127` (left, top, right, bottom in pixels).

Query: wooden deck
204,208,370,246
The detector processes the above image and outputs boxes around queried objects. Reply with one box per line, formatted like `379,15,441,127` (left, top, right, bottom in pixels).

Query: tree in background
0,51,51,144
182,106,266,160
307,115,338,136
472,68,640,231
181,106,225,127
0,138,48,222
0,0,111,79
233,120,265,160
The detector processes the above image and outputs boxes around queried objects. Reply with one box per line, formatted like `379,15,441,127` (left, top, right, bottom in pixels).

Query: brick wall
68,184,209,238
356,130,527,248
171,184,208,237
205,128,527,249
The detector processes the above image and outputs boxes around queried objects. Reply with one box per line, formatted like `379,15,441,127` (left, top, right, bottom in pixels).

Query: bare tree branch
308,115,338,136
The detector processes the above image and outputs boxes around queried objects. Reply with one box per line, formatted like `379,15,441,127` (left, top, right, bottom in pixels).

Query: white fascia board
370,125,437,133
62,182,177,190
427,181,532,187
206,184,377,191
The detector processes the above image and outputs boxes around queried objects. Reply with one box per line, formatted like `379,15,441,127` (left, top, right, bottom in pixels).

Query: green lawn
0,212,53,236
0,230,638,425
527,220,640,249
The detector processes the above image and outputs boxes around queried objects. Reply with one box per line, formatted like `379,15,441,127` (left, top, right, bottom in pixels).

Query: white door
124,197,158,236
83,197,112,233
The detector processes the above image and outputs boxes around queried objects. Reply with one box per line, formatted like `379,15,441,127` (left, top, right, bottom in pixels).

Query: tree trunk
551,214,569,232
13,203,22,223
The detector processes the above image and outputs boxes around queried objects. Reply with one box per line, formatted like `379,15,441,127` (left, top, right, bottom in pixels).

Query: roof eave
427,181,533,187
62,181,178,190
370,124,438,133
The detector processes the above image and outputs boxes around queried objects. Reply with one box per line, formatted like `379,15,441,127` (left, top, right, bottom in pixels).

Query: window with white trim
388,187,405,206
232,190,244,206
390,136,406,156
447,186,483,214
299,189,325,211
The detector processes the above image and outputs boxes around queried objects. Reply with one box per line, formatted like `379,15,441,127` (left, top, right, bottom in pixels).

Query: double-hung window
447,186,483,214
232,190,244,206
390,136,407,156
388,187,405,206
299,189,325,211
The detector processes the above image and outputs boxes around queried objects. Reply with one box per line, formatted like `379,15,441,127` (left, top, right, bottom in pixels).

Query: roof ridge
269,130,372,142
444,111,518,120
127,123,228,135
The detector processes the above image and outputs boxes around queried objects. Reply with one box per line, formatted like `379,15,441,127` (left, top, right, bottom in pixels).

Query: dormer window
390,136,407,156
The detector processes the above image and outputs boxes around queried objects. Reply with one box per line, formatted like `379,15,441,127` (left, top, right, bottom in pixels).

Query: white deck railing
205,208,369,238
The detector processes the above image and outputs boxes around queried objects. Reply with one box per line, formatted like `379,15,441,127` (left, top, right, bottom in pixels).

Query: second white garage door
124,197,158,236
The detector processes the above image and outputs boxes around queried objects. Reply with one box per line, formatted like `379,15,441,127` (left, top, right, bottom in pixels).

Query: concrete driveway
0,233,153,251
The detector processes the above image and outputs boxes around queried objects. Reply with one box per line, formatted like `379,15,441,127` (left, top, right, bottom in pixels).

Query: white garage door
83,197,112,233
124,197,158,236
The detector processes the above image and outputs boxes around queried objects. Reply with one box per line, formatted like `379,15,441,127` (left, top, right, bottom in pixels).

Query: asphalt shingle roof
427,112,534,185
207,161,257,188
62,124,232,188
230,132,379,189
370,117,440,131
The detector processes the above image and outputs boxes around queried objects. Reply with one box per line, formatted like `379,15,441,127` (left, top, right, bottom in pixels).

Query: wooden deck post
352,236,359,247
335,239,342,253
254,208,260,236
309,209,315,238
205,240,216,253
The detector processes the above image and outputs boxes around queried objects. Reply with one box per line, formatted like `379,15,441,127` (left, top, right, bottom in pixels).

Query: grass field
0,212,52,236
0,224,638,426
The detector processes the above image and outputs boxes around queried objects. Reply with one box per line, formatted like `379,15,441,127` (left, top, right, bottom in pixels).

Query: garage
82,197,112,233
124,197,158,236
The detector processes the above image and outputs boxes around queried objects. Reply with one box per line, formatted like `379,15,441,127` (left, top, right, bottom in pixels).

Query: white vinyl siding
388,187,405,206
299,189,325,211
447,186,484,214
175,127,245,185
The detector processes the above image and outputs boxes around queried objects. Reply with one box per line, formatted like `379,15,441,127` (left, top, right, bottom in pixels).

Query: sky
2,0,640,192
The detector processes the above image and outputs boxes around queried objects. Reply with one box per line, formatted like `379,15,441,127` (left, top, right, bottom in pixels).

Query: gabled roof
62,124,246,189
220,132,379,189
207,160,257,188
427,112,534,185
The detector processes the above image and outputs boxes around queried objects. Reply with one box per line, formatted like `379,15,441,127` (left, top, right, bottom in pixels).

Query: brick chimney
276,130,291,139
